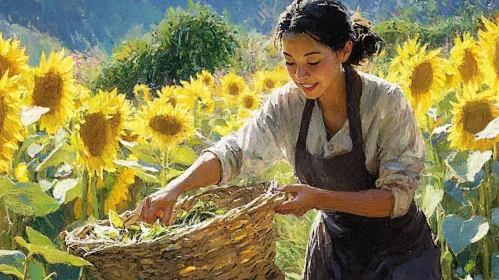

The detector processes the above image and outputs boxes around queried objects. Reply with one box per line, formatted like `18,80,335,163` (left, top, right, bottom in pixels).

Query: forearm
167,152,222,196
315,188,394,218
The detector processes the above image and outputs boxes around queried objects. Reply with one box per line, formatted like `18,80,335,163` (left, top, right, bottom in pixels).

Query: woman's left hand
272,184,321,216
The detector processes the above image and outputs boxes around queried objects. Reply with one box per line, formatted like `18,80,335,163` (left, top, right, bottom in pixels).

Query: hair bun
346,11,384,65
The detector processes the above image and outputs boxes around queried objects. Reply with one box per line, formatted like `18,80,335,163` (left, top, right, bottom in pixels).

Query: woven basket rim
65,180,285,254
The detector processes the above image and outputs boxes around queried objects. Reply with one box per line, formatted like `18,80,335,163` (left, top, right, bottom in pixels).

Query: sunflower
181,78,215,113
448,88,499,151
129,100,194,149
213,115,245,137
71,96,120,177
220,71,248,104
254,70,279,94
450,33,483,90
28,51,76,134
388,35,425,83
104,167,135,213
478,16,499,90
157,85,195,109
196,70,215,88
133,84,151,102
239,90,261,111
74,84,92,110
14,162,29,182
0,33,31,82
399,47,445,115
93,89,133,141
0,73,24,173
273,65,290,85
442,58,459,90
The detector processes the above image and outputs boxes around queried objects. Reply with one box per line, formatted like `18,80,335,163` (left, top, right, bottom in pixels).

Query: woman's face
282,32,351,100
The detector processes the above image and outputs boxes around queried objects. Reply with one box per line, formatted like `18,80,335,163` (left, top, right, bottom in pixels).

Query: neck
318,69,347,114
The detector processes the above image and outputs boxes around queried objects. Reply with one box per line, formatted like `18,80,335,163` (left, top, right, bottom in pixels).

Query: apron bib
297,65,441,280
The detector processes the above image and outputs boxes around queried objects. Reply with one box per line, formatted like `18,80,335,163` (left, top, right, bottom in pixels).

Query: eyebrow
283,51,321,57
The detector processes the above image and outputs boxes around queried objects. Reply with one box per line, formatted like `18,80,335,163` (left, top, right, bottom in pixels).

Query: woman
136,0,441,279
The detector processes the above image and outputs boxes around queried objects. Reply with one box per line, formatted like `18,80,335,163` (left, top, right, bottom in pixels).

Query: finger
273,201,295,212
161,205,174,226
277,184,303,193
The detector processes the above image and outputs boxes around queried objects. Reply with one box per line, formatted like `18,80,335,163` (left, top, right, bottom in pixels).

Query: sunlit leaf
475,118,499,140
26,227,53,247
20,106,50,127
27,259,44,280
15,237,91,266
120,140,159,164
1,182,59,216
420,184,444,218
26,143,44,158
114,160,162,173
171,146,198,166
0,177,16,200
0,264,23,279
36,142,76,172
52,178,80,204
443,215,489,254
447,150,492,182
0,250,25,273
109,210,124,229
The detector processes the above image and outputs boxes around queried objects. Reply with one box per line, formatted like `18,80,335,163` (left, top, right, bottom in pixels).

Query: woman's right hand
137,185,182,226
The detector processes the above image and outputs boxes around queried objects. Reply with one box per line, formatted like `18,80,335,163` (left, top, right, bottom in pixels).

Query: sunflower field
1,2,499,280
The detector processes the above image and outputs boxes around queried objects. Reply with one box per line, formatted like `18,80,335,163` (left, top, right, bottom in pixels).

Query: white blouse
204,71,427,218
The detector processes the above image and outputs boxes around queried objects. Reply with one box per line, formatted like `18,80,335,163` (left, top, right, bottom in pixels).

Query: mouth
300,82,318,93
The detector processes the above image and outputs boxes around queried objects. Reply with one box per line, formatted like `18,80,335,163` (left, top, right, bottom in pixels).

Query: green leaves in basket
0,264,23,279
109,210,124,229
15,228,91,267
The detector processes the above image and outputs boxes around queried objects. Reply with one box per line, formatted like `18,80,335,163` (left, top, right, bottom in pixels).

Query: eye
285,61,295,66
308,61,320,66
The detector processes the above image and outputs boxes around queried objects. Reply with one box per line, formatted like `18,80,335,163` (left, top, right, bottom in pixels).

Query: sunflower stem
480,160,492,279
81,169,89,222
91,175,100,220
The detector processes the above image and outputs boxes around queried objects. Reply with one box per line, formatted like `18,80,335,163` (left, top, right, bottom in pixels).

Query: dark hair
274,0,383,66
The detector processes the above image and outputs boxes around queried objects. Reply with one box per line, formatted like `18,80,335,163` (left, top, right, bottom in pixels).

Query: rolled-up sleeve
375,87,427,218
203,89,286,186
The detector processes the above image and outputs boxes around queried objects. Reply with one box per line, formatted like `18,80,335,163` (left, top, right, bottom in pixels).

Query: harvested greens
91,201,228,243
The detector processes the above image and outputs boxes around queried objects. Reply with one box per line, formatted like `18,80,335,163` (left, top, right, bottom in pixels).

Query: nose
295,64,310,80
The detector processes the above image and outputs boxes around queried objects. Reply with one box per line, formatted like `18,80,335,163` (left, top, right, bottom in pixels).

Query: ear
340,41,353,63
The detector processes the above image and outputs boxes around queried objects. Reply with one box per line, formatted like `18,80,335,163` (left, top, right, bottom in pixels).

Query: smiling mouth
300,83,318,92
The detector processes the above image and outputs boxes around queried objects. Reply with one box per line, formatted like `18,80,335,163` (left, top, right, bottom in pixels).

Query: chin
300,89,323,100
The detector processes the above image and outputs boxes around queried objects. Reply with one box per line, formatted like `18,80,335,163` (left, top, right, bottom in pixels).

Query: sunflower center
410,61,433,97
229,84,240,96
109,112,121,135
0,56,12,77
462,101,494,134
149,115,183,137
243,96,254,109
80,112,109,157
0,97,5,133
167,97,177,107
33,71,63,109
459,49,478,83
265,79,275,89
202,77,211,86
493,40,499,76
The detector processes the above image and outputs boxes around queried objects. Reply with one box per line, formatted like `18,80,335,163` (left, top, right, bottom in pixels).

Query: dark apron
296,65,441,280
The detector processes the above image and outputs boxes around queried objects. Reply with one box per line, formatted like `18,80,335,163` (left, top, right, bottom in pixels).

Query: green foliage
94,2,238,95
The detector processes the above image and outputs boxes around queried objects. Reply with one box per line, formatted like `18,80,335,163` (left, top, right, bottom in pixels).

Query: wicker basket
65,181,288,280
